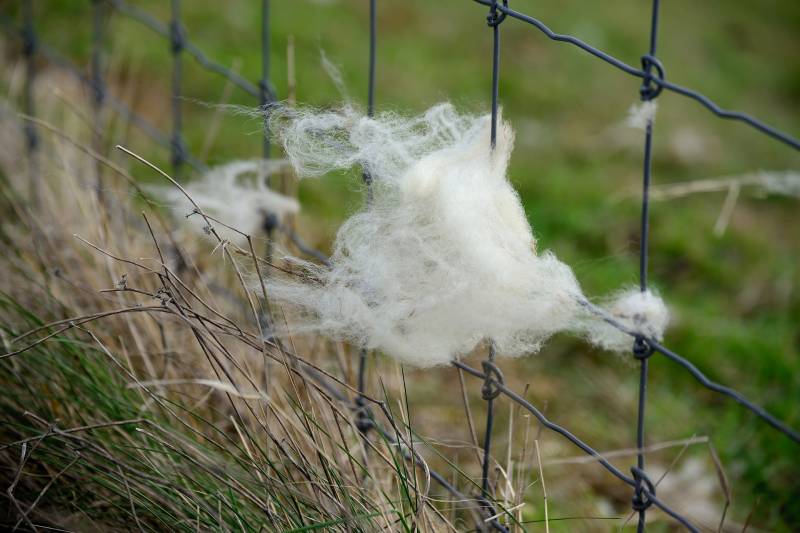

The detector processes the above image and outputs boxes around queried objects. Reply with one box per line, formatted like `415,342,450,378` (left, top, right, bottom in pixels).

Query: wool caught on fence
587,288,670,352
154,159,299,245
266,103,668,366
627,100,658,130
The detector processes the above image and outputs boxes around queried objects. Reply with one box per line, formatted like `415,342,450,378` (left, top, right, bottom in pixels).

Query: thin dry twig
535,439,549,533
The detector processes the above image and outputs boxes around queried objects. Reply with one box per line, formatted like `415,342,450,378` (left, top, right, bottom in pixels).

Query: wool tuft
759,171,800,198
587,289,670,352
267,103,669,366
627,100,658,131
154,160,299,245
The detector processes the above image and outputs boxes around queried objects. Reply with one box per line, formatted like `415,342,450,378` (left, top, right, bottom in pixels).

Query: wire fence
3,0,800,531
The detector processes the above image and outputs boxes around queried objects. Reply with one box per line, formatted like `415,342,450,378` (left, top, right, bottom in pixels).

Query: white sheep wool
155,160,299,246
587,288,670,352
268,103,668,367
627,100,658,131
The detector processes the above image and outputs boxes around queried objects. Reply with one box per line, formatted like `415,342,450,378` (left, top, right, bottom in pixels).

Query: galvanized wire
169,0,184,178
20,0,38,204
260,0,271,159
355,0,377,438
631,1,662,529
90,0,108,203
479,0,506,517
0,12,207,172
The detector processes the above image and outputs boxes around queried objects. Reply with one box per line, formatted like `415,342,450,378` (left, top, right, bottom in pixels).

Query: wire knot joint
354,396,374,434
481,360,504,400
169,20,186,54
258,79,276,105
639,54,665,101
631,466,656,512
632,336,654,360
486,0,508,27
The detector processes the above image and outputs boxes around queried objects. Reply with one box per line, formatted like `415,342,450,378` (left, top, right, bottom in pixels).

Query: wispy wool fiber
627,100,658,130
155,160,299,245
587,288,670,352
267,103,667,366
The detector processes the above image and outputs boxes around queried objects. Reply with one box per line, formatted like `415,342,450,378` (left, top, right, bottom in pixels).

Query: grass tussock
0,73,496,532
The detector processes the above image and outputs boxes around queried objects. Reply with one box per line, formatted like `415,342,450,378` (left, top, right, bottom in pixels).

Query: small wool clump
587,289,670,352
758,171,800,198
627,100,658,130
267,103,668,366
155,160,299,245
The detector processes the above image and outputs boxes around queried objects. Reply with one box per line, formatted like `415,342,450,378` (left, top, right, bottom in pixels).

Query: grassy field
1,0,799,530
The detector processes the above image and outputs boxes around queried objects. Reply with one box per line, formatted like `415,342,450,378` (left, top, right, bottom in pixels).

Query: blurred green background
4,0,800,529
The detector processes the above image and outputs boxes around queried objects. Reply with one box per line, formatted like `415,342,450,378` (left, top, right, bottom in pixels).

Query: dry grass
0,60,739,532
0,67,471,531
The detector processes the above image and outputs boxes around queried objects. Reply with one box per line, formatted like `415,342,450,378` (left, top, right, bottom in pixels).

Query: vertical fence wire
21,0,38,204
90,0,106,200
480,1,506,515
260,0,270,160
355,0,377,438
480,346,498,503
367,0,376,118
260,0,277,276
632,0,662,530
169,0,184,179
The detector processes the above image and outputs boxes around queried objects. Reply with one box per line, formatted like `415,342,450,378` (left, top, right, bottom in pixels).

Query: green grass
0,293,429,531
2,0,800,530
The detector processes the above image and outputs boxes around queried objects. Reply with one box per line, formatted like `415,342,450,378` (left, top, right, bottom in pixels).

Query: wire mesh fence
2,0,799,531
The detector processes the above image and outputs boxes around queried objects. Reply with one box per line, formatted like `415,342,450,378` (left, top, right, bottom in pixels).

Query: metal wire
260,0,271,159
108,0,264,100
650,340,800,443
90,0,106,199
5,1,205,173
90,0,105,112
479,0,507,517
30,31,208,172
20,0,38,203
355,0,377,436
453,359,700,533
169,0,184,178
259,0,276,281
631,0,661,529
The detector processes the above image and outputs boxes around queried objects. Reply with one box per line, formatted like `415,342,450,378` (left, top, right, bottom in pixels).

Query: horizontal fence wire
5,0,800,531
